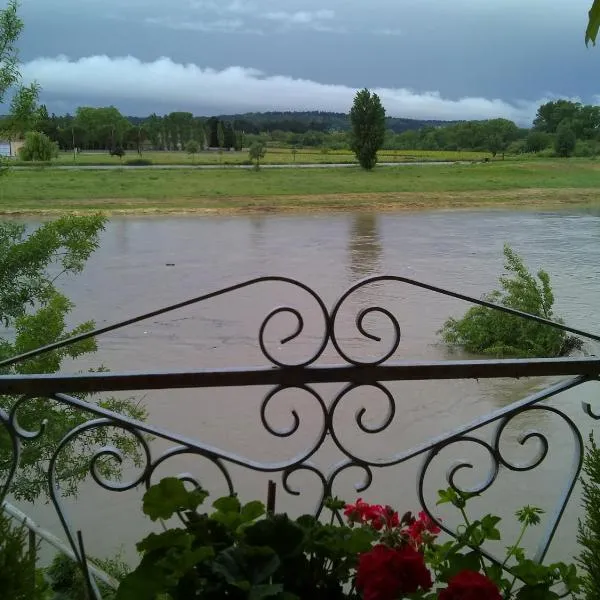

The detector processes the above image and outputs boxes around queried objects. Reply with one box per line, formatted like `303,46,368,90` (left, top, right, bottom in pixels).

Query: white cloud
375,28,403,36
145,16,248,33
188,0,256,15
23,55,546,124
264,9,335,25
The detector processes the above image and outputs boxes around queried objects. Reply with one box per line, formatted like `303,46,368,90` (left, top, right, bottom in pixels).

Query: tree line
5,99,596,159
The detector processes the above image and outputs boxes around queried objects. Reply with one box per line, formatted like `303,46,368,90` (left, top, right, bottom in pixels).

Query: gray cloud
14,0,599,118
23,54,548,123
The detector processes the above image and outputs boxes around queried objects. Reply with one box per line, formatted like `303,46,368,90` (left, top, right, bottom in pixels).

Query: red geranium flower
356,544,432,600
407,511,441,545
439,570,502,600
344,500,399,530
344,498,372,524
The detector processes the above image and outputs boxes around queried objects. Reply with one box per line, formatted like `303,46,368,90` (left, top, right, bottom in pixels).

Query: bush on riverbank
439,244,582,358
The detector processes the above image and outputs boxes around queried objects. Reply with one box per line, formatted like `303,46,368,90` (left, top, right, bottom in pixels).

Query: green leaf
487,562,504,586
481,514,502,541
515,506,544,527
136,529,191,554
515,585,560,600
587,0,600,46
443,551,481,580
244,515,305,558
115,566,168,600
143,478,208,521
324,496,346,512
241,500,266,523
212,546,280,586
296,515,318,530
437,488,459,506
213,495,242,514
249,583,284,600
343,527,378,554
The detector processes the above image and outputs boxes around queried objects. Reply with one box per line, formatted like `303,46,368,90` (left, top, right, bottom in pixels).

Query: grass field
21,148,493,167
2,159,600,214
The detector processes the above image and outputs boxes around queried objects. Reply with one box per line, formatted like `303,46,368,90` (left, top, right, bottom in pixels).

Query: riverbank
3,160,600,215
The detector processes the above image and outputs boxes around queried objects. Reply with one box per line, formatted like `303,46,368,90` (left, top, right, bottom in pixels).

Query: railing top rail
1,274,599,371
0,357,598,394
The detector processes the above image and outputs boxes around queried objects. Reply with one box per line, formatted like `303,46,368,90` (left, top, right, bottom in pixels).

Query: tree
0,216,146,502
349,89,386,170
555,121,576,157
18,130,58,161
439,244,581,358
249,141,266,169
217,121,225,149
74,106,130,150
185,139,200,163
533,100,582,134
525,130,550,153
7,82,41,138
483,118,519,158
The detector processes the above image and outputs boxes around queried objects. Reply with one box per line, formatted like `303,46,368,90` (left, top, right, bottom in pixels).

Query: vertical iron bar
267,480,277,515
28,529,36,594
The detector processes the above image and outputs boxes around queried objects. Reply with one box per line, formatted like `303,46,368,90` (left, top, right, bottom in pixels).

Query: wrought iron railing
1,275,599,599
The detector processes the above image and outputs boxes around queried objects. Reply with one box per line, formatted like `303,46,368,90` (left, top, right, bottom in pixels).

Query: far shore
2,159,600,216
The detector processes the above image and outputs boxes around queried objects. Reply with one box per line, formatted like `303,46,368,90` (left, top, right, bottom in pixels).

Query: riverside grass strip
2,160,600,214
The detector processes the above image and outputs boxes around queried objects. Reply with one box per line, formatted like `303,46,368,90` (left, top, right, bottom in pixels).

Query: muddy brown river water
11,208,600,570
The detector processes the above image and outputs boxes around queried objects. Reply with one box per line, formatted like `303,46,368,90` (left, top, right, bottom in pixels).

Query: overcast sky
14,0,600,123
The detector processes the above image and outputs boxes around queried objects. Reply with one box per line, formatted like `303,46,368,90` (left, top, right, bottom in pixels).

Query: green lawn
2,159,600,214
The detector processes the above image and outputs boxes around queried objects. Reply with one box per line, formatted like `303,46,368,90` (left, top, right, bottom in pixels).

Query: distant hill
210,111,458,134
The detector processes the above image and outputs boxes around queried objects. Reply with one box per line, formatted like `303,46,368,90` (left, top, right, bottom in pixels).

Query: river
11,208,600,571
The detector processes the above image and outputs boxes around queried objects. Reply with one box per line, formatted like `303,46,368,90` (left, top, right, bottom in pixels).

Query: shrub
47,550,130,600
19,131,59,162
575,140,599,158
109,146,125,158
524,131,550,153
554,122,576,157
439,244,582,358
249,141,266,169
124,158,153,166
0,511,48,599
578,434,600,599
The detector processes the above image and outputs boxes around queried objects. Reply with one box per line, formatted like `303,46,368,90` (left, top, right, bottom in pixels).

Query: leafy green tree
525,130,550,153
534,100,582,134
0,1,23,103
249,141,266,169
18,130,58,161
483,118,519,158
439,244,581,358
349,88,386,170
555,121,576,157
7,81,41,138
217,121,225,149
0,216,146,502
74,106,130,150
185,138,200,163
